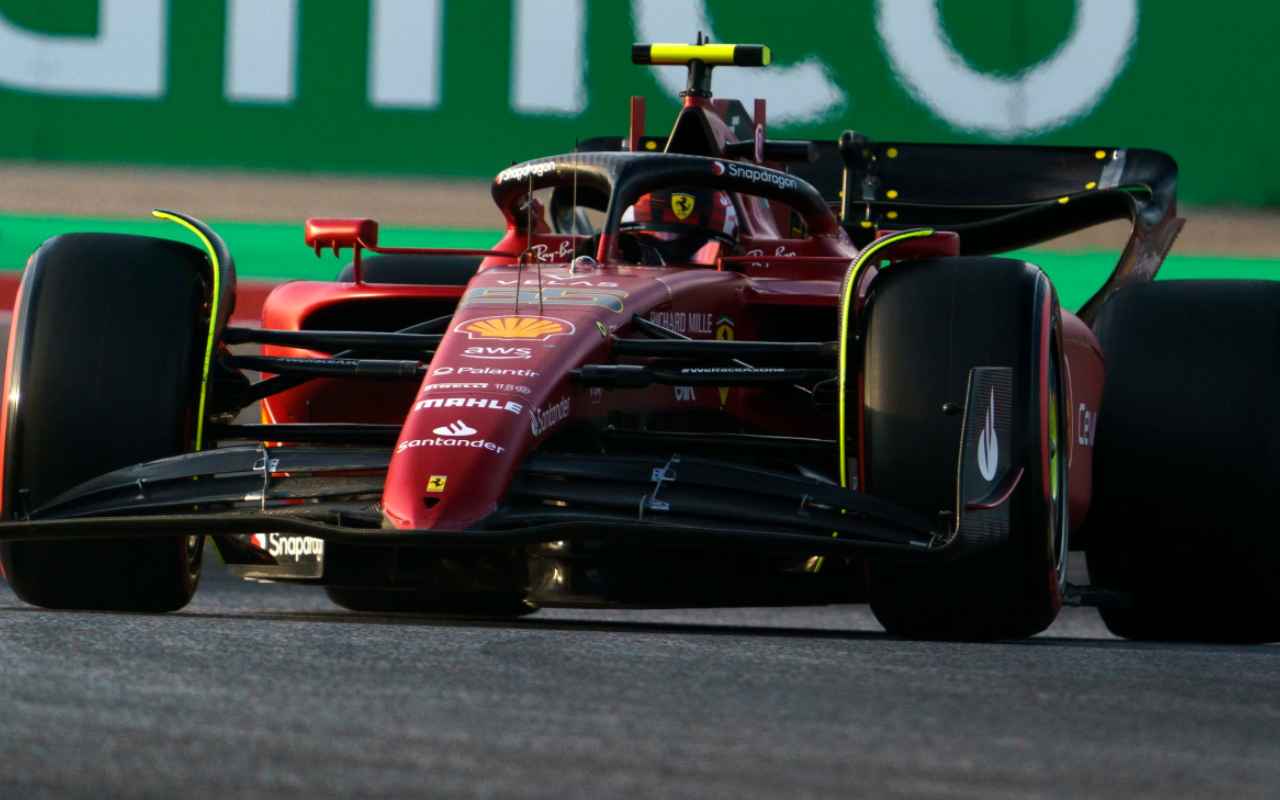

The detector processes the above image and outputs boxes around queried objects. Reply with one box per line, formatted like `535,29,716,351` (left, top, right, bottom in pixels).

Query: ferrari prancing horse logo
671,193,696,220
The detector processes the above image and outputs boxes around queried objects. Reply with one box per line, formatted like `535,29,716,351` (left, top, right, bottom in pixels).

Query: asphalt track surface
0,290,1278,799
1,557,1278,800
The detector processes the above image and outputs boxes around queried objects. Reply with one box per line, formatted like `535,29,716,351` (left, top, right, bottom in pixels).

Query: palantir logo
433,420,477,437
977,390,999,482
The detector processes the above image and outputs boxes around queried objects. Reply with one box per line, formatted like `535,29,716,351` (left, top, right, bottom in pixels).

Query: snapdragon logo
251,533,324,562
496,161,557,184
722,162,799,191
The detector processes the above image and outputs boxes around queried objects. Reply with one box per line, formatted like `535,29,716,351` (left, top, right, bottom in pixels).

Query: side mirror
304,218,379,256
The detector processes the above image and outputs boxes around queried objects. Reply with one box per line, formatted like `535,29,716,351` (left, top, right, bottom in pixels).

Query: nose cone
381,309,599,531
379,263,675,531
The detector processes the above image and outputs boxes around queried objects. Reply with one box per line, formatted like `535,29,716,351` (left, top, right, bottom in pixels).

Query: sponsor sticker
714,317,735,406
413,397,524,414
461,345,533,360
433,420,476,437
432,366,540,378
422,382,490,393
649,310,713,335
493,277,621,288
682,367,786,375
426,475,448,493
674,386,697,402
462,286,627,314
1077,403,1097,447
714,316,735,341
744,246,798,268
251,533,324,563
531,396,571,437
714,161,799,191
671,193,696,220
456,315,574,342
497,161,557,184
527,241,575,262
398,422,507,455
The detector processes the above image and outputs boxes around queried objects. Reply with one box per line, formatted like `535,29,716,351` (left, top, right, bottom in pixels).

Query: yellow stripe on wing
836,228,935,489
151,210,221,452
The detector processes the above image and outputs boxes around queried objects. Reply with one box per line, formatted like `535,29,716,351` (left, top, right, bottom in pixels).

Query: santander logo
977,390,999,482
433,420,477,437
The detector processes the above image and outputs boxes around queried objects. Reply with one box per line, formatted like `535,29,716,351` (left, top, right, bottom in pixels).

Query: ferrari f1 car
2,42,1276,642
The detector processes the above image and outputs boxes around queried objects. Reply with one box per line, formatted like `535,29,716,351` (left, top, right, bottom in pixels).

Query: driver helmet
622,188,738,261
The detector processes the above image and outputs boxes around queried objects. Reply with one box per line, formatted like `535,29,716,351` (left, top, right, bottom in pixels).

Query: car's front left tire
0,233,208,612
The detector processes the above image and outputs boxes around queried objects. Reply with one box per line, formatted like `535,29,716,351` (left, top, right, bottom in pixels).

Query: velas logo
433,420,477,437
414,397,523,415
462,346,533,360
456,316,575,341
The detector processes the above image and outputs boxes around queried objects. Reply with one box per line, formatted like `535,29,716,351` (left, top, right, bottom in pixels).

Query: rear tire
1083,281,1280,643
0,234,208,612
859,258,1069,640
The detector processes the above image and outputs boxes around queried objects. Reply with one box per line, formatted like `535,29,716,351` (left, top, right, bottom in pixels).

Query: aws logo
461,346,533,360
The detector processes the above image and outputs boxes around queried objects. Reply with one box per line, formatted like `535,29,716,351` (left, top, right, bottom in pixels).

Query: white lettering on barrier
225,0,297,103
876,0,1139,137
630,0,845,123
368,0,443,109
0,0,167,97
512,0,585,114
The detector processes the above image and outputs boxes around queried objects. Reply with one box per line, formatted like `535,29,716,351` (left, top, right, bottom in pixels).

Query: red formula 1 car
2,42,1276,641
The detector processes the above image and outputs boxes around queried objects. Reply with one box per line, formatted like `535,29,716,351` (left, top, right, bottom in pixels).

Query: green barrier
0,214,1275,311
0,1,1275,207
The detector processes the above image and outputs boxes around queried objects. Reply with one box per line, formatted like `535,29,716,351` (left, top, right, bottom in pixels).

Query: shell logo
456,315,575,341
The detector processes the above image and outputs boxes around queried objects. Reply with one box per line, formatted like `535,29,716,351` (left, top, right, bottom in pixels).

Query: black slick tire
1083,281,1280,643
0,234,208,612
859,257,1069,640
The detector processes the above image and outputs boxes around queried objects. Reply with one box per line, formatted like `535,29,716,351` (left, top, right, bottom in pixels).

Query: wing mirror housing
304,218,380,256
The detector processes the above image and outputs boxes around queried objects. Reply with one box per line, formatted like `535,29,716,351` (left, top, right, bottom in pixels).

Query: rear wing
790,134,1184,322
